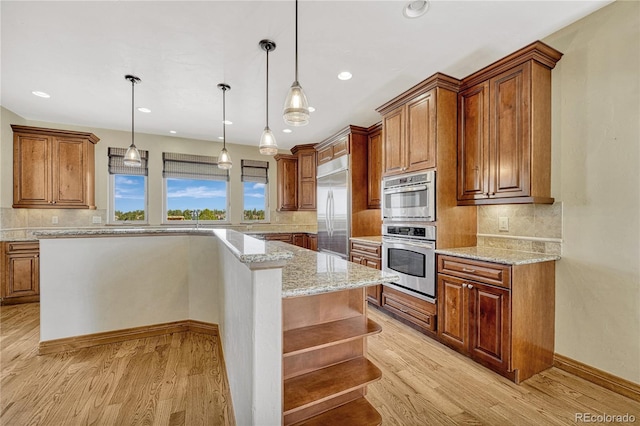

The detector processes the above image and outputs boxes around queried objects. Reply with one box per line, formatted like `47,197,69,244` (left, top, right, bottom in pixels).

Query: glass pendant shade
123,144,142,167
218,147,232,170
283,81,310,126
259,126,278,155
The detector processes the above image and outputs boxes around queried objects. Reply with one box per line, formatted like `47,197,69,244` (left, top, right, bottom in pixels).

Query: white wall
545,0,640,383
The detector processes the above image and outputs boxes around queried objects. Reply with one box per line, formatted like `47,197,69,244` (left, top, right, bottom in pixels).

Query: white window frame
109,174,149,225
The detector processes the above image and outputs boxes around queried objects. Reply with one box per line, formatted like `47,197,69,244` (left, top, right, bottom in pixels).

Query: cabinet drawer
6,242,39,253
317,146,334,165
382,286,436,332
350,240,381,257
265,233,293,243
438,255,510,289
332,137,349,158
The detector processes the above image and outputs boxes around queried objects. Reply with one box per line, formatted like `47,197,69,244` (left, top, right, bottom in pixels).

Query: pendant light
282,0,310,126
217,83,232,170
124,75,142,167
259,39,278,156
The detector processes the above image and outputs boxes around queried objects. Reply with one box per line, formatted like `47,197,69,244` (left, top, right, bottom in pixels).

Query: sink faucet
192,210,201,229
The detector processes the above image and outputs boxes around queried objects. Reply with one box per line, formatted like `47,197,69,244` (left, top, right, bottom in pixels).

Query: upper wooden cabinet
274,154,298,211
366,123,382,209
376,74,459,177
291,144,316,211
12,125,99,209
457,41,562,205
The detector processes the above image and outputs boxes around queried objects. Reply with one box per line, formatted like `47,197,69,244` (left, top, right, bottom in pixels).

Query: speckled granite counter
33,227,396,297
435,246,560,265
349,236,382,244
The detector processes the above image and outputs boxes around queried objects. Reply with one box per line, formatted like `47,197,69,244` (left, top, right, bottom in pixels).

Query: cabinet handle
468,284,474,289
34,254,39,258
462,283,468,288
462,268,476,273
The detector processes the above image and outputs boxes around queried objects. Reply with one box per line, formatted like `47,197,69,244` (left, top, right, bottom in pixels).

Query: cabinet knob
34,254,39,258
462,283,468,288
468,284,474,289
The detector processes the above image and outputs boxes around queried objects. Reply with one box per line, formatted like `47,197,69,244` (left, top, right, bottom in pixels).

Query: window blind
108,147,149,176
162,152,229,181
241,159,269,184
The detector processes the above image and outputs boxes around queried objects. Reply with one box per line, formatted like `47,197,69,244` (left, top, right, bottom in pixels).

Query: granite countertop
349,236,382,244
276,243,398,298
32,227,396,296
435,246,560,266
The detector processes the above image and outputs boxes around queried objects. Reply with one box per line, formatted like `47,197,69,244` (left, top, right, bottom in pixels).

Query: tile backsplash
477,203,563,255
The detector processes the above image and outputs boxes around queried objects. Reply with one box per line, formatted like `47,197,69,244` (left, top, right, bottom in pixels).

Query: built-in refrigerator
317,156,349,259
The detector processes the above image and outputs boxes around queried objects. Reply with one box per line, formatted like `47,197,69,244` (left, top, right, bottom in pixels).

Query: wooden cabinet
316,136,349,166
437,254,555,383
381,286,437,334
377,83,441,176
12,125,99,209
1,241,40,305
366,123,382,209
274,154,298,211
307,234,318,251
264,233,294,244
283,288,382,424
457,41,562,205
349,239,382,306
291,144,316,211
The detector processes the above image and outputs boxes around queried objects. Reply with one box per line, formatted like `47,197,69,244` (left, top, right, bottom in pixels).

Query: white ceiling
1,0,612,151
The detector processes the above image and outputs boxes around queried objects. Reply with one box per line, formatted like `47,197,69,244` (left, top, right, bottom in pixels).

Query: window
241,160,269,222
108,147,148,223
162,152,229,223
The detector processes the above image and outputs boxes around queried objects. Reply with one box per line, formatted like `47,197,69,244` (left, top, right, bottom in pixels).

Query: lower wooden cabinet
437,254,555,383
307,234,318,251
349,239,382,306
381,286,437,334
1,241,40,305
262,233,318,251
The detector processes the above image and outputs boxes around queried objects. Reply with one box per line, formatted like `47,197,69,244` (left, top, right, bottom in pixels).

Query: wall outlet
51,216,59,224
92,216,102,224
498,216,509,232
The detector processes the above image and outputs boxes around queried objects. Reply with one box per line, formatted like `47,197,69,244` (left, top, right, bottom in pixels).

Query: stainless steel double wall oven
381,171,437,302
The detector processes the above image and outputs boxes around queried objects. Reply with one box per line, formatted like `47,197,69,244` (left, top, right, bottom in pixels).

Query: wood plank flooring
366,306,640,425
2,302,639,425
0,303,234,425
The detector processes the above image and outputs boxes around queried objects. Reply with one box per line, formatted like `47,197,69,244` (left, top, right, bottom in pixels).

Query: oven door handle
383,184,428,195
383,238,435,249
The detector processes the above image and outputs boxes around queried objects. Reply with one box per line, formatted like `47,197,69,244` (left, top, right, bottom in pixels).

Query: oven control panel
382,223,436,241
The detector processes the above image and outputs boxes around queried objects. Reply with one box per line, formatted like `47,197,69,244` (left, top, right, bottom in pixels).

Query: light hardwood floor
1,303,639,425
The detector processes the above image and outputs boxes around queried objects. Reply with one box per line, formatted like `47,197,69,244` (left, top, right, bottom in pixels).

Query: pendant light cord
266,47,270,127
131,78,135,147
222,87,226,149
295,0,299,82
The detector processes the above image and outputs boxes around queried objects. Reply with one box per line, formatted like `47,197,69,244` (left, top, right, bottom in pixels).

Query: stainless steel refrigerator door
316,169,349,259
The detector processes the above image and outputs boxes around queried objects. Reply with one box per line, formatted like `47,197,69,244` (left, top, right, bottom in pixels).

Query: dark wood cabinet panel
457,41,561,205
406,92,437,171
381,286,436,333
12,126,98,209
367,124,382,209
2,241,40,305
349,239,382,306
293,145,317,211
307,234,318,251
437,274,468,352
275,154,298,211
381,106,405,176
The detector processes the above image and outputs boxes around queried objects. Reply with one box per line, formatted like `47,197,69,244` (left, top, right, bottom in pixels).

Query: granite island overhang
34,228,398,425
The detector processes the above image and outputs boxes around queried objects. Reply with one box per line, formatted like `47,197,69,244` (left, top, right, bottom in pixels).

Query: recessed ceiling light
169,130,177,134
137,107,151,113
223,120,233,125
283,129,292,134
308,106,316,112
218,136,224,140
337,71,352,81
403,0,429,18
32,91,50,98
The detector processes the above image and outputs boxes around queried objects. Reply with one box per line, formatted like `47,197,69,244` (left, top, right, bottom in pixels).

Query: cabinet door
406,90,437,172
317,146,333,165
437,274,469,353
382,106,405,176
307,235,318,251
13,134,51,207
53,137,87,206
292,233,306,248
5,253,39,298
366,285,382,306
367,127,382,209
458,82,490,202
277,157,298,211
469,282,511,373
489,63,531,198
297,150,316,210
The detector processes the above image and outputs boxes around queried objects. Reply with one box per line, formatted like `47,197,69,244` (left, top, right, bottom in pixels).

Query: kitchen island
35,228,397,426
